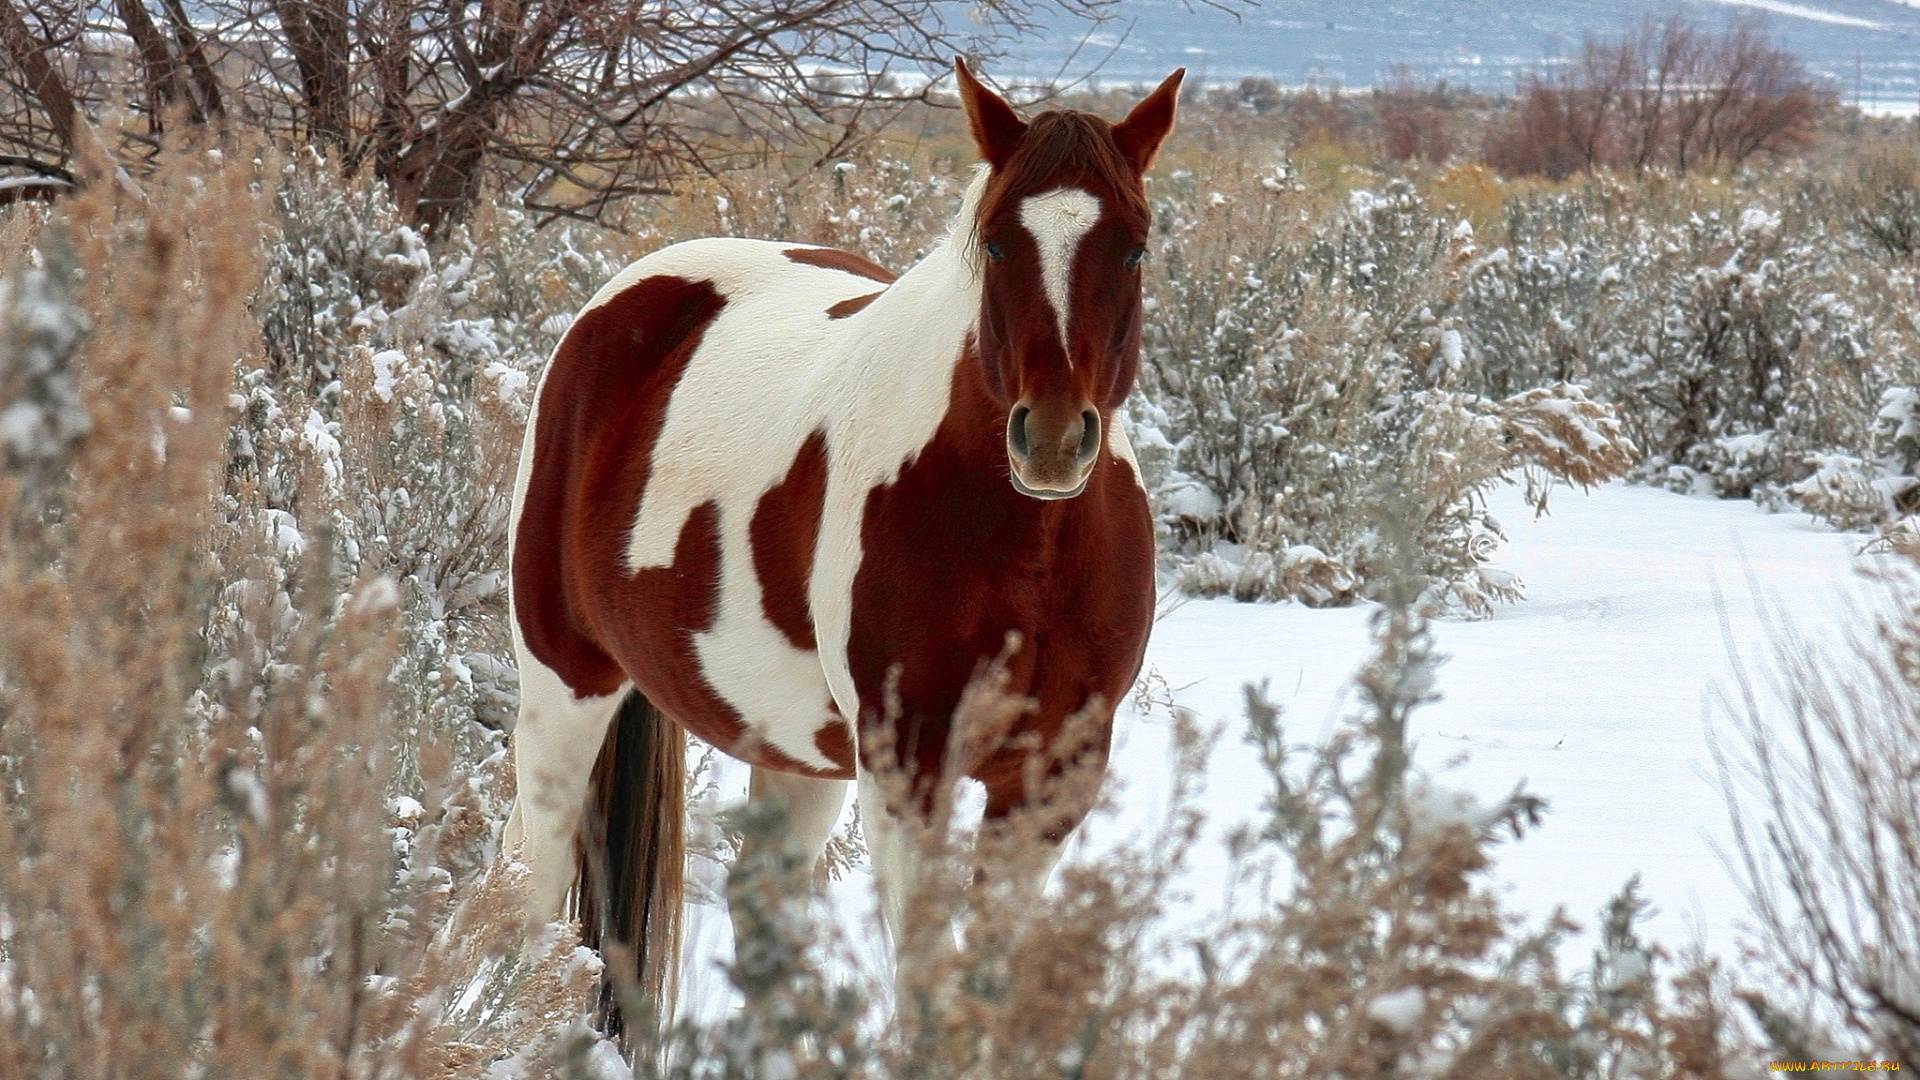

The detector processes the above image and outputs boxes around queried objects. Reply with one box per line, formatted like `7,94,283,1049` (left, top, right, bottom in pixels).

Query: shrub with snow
1462,171,1920,533
1133,174,1635,613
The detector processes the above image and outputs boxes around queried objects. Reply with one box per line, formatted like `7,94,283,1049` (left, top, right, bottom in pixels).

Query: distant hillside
995,0,1920,112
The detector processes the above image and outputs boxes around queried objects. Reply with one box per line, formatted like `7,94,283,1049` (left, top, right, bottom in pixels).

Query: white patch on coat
1107,416,1143,486
810,168,991,721
693,497,842,770
501,643,628,919
1017,187,1102,352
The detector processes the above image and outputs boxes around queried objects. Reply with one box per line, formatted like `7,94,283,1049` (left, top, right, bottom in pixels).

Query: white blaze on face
1018,187,1102,357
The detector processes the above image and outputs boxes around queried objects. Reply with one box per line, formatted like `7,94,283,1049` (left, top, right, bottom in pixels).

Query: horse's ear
955,57,1027,170
1112,68,1185,174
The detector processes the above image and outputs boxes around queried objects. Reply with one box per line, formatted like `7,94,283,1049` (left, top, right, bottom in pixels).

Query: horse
500,58,1182,1027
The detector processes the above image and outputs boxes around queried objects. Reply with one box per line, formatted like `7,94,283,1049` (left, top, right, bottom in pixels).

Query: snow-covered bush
1784,385,1920,531
233,165,642,817
1134,172,1635,613
1462,172,1920,529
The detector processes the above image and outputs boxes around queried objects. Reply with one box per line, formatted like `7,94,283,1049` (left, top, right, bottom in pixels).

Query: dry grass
0,139,593,1080
590,516,1767,1079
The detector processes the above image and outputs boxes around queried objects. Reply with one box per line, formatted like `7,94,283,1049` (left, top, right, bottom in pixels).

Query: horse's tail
574,689,686,1043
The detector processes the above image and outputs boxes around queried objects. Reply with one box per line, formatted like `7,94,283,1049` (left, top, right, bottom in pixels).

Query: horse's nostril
1008,405,1031,460
1076,410,1101,465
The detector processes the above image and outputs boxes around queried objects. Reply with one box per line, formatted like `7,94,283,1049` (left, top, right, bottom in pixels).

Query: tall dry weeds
0,144,594,1079
1719,559,1920,1063
551,502,1763,1078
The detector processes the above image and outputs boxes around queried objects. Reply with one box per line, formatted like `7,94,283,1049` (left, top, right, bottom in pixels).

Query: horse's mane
975,109,1149,236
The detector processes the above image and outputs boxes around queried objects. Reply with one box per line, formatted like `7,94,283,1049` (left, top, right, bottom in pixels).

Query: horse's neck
825,170,992,460
856,169,986,351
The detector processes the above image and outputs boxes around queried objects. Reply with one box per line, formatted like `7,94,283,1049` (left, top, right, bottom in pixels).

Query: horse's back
511,237,896,778
581,237,893,327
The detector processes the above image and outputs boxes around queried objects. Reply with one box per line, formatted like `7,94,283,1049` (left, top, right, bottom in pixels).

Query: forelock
975,110,1148,232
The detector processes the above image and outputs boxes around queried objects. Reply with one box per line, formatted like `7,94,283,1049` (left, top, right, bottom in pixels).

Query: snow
1703,0,1882,31
1367,987,1427,1034
262,508,305,560
1405,778,1489,837
370,349,406,403
674,479,1877,1021
482,360,531,407
299,408,343,495
0,177,71,194
1160,477,1223,519
1093,479,1872,965
1439,327,1465,373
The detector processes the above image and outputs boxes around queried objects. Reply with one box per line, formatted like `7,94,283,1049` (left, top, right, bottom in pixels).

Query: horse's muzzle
1007,401,1100,500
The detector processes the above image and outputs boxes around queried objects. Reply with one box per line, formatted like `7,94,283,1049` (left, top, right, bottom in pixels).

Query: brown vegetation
1377,69,1454,164
1483,16,1832,179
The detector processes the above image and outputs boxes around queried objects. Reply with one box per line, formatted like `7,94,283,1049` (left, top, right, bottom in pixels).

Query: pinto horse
501,59,1181,1022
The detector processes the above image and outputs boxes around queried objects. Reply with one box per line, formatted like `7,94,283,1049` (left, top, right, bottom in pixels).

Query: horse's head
956,58,1182,500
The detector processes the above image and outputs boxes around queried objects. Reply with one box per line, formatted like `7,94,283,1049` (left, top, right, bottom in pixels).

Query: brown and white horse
501,60,1181,1019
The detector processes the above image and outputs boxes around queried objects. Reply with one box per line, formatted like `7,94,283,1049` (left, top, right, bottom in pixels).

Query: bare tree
1615,17,1701,176
0,0,81,199
1687,16,1826,171
1483,15,1832,180
0,0,1122,226
1375,67,1452,165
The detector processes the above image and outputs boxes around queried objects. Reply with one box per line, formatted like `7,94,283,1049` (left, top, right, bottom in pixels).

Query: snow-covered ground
1099,479,1874,964
679,479,1879,1019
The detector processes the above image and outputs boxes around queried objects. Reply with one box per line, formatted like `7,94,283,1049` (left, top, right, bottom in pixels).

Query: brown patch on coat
750,430,828,651
847,342,1155,821
784,246,897,283
813,714,856,775
826,291,885,319
513,275,728,702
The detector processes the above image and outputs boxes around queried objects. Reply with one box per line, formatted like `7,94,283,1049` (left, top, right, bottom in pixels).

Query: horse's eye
984,239,1006,263
1125,245,1147,269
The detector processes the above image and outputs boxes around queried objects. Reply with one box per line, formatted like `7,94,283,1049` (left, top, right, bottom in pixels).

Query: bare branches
0,0,79,160
1484,15,1833,180
1718,570,1920,1062
0,0,1121,226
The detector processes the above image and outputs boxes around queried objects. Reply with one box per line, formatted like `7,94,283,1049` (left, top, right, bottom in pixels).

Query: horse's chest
839,452,1157,765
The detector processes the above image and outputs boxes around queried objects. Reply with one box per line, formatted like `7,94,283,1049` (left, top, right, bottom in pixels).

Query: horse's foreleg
976,754,1104,909
745,767,849,870
854,767,924,954
502,656,628,922
730,768,849,946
